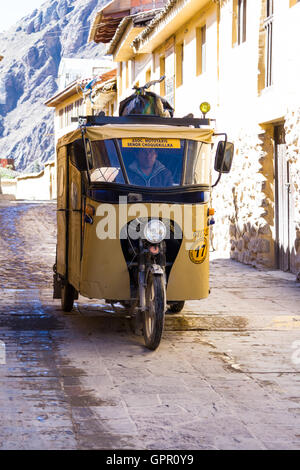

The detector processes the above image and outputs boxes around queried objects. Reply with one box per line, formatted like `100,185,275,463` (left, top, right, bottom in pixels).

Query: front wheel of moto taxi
143,272,166,350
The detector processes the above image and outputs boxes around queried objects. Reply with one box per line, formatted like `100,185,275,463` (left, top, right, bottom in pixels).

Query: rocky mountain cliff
0,0,107,172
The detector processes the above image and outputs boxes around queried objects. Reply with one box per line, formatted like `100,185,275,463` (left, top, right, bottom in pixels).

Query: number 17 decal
189,238,208,264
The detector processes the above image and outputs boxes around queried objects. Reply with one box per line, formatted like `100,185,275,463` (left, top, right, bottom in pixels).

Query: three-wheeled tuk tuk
54,112,234,350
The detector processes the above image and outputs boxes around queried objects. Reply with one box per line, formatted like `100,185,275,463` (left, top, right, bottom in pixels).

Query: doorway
274,124,292,271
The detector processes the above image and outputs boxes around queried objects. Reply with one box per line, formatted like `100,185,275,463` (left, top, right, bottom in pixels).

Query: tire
143,273,166,350
120,301,131,309
61,282,76,312
167,301,185,314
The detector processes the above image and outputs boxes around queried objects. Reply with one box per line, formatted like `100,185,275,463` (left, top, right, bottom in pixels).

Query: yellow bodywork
56,124,212,302
58,195,210,301
76,200,210,301
56,124,214,148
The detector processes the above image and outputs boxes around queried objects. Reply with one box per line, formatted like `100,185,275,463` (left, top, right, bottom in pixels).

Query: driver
127,147,173,187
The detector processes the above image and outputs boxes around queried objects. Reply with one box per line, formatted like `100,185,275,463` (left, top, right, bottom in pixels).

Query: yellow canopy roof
57,124,214,149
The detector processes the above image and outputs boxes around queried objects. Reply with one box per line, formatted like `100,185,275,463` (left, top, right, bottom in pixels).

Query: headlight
144,220,167,244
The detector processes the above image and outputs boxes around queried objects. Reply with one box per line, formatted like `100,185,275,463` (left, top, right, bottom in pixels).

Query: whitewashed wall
15,162,56,201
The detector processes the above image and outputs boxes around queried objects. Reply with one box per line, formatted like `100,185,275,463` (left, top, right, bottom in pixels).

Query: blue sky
0,0,46,33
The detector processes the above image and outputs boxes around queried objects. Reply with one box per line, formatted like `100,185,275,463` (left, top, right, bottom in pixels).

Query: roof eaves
92,77,117,96
106,16,133,56
45,80,78,107
132,8,163,25
107,8,163,56
88,11,103,43
88,0,116,42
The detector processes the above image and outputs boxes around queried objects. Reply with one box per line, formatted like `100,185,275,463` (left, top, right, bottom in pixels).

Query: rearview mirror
214,141,234,173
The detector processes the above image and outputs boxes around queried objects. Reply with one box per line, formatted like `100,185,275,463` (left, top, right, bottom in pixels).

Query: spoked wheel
167,301,185,314
143,273,166,350
61,282,76,312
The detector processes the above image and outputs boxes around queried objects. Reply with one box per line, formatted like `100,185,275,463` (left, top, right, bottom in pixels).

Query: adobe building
89,0,300,277
88,0,169,114
45,59,117,144
45,59,117,202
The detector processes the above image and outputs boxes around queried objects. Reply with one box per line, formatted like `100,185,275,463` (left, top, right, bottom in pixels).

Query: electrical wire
1,22,114,40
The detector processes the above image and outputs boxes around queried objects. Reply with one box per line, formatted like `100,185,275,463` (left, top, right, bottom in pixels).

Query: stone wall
285,107,300,275
211,125,276,269
211,109,300,276
210,0,300,276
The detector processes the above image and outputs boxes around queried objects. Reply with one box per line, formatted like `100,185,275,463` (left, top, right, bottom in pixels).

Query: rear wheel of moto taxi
61,282,76,312
168,301,185,314
143,272,166,350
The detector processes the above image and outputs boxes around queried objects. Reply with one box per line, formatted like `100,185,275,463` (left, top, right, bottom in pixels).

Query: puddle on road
67,395,117,407
0,287,63,331
0,314,62,331
164,315,248,331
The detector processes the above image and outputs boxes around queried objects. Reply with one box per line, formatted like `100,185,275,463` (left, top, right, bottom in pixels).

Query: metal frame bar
180,140,188,186
114,138,129,184
80,128,91,186
72,115,210,128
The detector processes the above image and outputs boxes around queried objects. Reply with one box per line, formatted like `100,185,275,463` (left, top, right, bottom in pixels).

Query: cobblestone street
0,201,299,450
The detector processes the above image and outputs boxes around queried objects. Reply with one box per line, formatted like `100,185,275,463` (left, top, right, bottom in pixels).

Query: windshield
88,138,211,187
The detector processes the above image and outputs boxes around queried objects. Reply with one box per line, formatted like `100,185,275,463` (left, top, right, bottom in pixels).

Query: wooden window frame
176,42,184,88
196,24,206,76
59,109,64,129
159,56,166,96
119,62,123,97
125,61,129,90
238,0,247,45
146,67,151,84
